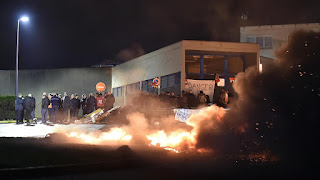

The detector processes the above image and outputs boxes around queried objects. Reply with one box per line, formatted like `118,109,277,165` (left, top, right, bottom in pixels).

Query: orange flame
66,128,132,145
146,129,196,152
64,105,227,153
146,106,227,152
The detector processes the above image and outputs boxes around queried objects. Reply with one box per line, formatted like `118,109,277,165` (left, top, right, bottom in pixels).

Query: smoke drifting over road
55,31,319,172
195,30,320,166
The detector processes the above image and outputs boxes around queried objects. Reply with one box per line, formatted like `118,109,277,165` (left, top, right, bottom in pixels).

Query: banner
173,108,202,122
185,79,215,102
174,107,229,123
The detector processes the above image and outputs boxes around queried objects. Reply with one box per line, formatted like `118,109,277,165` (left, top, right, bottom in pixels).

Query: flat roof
113,40,259,69
240,23,320,30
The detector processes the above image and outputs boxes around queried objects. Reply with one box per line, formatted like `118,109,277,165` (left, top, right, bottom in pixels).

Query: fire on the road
66,127,132,144
146,130,196,153
64,105,227,153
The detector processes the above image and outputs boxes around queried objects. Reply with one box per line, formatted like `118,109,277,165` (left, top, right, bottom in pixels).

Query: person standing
50,93,61,123
169,92,178,107
186,90,196,108
75,94,81,119
178,90,188,108
86,93,96,114
48,94,53,122
30,94,36,121
62,92,70,123
197,91,207,107
41,92,50,124
15,93,24,124
23,94,34,125
96,93,104,109
104,91,115,111
219,89,228,108
70,94,79,123
70,94,77,123
81,94,87,116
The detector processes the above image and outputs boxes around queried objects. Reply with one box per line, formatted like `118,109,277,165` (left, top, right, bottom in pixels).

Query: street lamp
15,16,29,97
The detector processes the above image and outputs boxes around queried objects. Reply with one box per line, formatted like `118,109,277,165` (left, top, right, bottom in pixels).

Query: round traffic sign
153,78,160,85
96,82,106,92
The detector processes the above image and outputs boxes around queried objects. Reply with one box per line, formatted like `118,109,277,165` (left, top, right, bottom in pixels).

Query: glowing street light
20,17,29,22
15,16,29,97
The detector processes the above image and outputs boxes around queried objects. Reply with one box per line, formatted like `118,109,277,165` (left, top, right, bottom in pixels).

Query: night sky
0,0,319,70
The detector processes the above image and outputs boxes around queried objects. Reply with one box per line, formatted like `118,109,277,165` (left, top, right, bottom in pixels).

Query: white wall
112,42,183,106
240,23,320,59
112,40,260,107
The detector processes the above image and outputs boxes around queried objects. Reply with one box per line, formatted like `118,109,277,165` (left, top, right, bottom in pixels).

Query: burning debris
50,30,319,166
66,128,132,145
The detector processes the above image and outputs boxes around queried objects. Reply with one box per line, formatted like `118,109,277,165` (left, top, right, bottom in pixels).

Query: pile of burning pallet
75,106,121,124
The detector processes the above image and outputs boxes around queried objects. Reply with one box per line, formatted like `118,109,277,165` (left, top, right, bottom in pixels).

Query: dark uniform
104,94,115,111
15,97,24,124
70,98,80,123
23,96,34,123
50,95,61,123
41,96,50,123
86,96,96,114
81,97,87,115
62,96,70,121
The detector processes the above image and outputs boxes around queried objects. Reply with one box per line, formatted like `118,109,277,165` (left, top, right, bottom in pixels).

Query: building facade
112,40,260,107
240,23,320,62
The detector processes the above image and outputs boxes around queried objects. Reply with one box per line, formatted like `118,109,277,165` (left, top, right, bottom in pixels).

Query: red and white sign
153,77,160,85
96,82,106,92
152,77,160,88
229,77,235,84
215,74,220,83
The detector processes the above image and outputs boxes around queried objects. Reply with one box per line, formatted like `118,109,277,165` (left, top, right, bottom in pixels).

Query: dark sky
0,0,319,70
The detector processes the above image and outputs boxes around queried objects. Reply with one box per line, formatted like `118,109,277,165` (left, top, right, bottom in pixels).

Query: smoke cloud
194,30,320,169
115,43,145,62
52,31,319,174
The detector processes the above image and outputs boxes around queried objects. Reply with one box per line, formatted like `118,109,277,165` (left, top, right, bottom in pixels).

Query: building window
161,72,181,88
142,79,154,92
160,72,181,95
247,36,255,43
126,82,140,95
247,35,273,48
264,36,272,47
112,86,124,97
256,36,264,47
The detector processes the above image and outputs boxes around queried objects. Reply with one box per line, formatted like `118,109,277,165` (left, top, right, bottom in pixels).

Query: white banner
174,107,229,122
173,108,202,122
185,79,215,102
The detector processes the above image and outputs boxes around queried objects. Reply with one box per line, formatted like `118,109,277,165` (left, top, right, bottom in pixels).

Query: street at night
0,0,320,179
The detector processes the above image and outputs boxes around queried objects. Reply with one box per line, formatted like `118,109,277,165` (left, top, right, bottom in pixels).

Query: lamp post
15,16,29,97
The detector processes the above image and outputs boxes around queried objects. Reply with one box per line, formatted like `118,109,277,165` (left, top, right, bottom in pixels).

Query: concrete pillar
181,48,186,93
241,55,247,72
200,55,204,80
224,55,229,90
123,85,127,106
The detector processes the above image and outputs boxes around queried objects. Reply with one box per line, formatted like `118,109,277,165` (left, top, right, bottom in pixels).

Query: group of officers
15,91,115,125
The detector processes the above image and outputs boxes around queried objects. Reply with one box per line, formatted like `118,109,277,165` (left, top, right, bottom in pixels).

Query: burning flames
66,127,132,145
146,130,196,153
63,105,227,153
146,105,226,153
